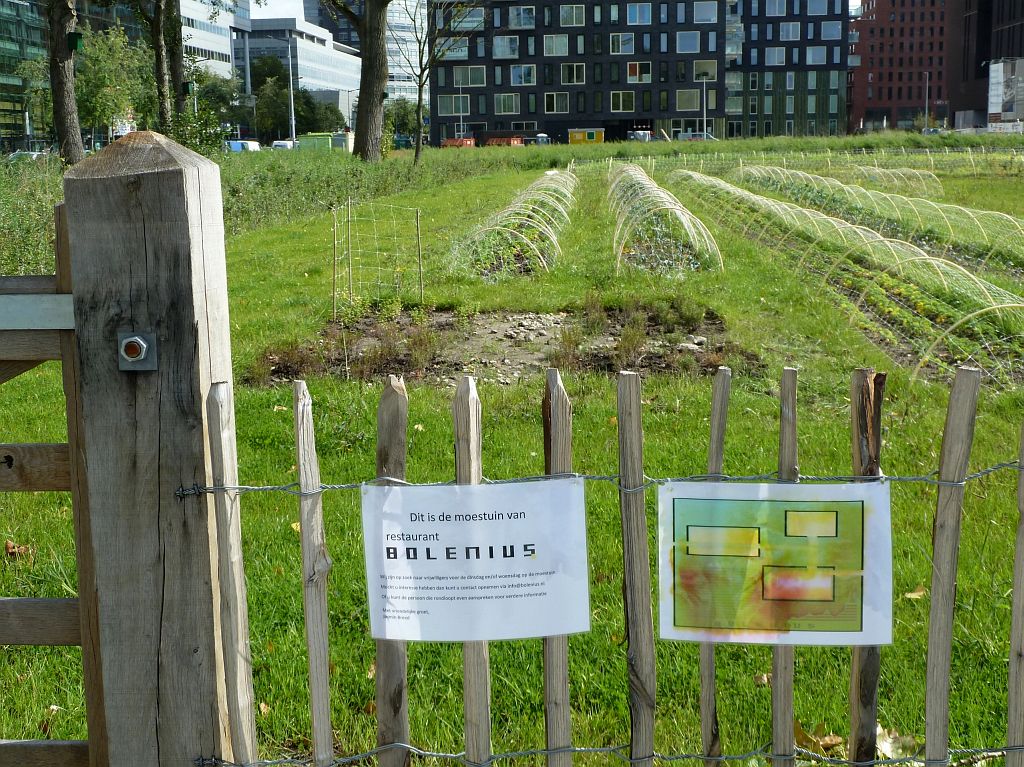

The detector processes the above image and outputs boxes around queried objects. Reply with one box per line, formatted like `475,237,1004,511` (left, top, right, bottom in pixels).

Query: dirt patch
246,308,764,387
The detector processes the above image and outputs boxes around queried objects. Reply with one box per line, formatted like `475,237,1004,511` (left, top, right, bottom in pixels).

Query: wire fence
176,461,1022,499
193,742,1024,767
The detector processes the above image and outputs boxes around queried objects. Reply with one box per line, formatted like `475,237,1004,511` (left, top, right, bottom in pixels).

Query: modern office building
427,0,850,144
296,0,427,105
945,0,1024,127
240,12,361,120
0,0,251,150
846,0,947,131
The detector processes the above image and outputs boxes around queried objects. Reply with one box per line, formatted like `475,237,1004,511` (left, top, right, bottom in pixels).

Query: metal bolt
120,335,149,362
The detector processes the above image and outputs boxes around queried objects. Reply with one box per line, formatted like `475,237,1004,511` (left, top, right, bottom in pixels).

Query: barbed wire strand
176,462,1023,499
193,743,1024,767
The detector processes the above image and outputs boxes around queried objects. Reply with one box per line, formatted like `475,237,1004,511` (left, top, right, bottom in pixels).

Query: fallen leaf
259,702,270,717
904,585,927,600
291,522,301,533
366,661,376,679
5,540,29,558
876,724,919,759
753,672,772,687
608,416,618,426
413,423,425,432
794,720,844,753
363,700,376,715
273,405,288,412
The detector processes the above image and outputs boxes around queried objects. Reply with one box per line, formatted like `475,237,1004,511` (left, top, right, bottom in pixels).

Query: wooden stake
1010,423,1024,767
542,369,573,767
332,208,339,324
700,367,731,766
347,197,354,300
416,208,424,305
453,377,491,766
293,381,335,767
772,367,798,767
617,371,655,767
926,367,981,765
208,383,258,765
849,369,887,764
376,375,411,767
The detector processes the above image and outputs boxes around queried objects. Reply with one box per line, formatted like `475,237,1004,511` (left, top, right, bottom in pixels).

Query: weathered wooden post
62,132,248,766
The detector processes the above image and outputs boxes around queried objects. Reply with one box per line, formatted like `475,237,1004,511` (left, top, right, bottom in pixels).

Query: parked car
271,140,295,149
225,140,261,152
6,150,46,162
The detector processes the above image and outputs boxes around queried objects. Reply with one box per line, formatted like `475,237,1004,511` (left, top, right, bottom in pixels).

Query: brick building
846,0,948,132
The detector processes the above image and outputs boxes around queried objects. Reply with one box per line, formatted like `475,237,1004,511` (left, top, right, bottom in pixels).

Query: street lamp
285,38,297,142
696,71,711,137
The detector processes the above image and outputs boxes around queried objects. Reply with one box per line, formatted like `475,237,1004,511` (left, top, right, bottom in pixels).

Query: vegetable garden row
438,158,1023,387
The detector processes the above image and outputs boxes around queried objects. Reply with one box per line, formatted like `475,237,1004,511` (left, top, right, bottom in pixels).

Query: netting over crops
451,169,578,278
607,163,722,275
838,165,944,197
669,169,1024,385
730,165,1024,270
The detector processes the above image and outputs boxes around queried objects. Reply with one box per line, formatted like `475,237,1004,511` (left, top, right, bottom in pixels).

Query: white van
271,140,296,149
225,140,261,152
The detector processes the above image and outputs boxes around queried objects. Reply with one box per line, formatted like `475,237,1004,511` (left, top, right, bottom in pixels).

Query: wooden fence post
617,371,655,767
849,369,886,763
700,367,732,766
62,131,236,765
376,375,411,767
543,369,573,767
1009,422,1024,767
293,381,335,767
453,377,491,766
926,367,981,765
772,367,798,767
208,383,258,765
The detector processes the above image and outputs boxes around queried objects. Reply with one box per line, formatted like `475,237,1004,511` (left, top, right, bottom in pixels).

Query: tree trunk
413,80,424,164
46,0,85,163
353,0,391,162
151,0,172,130
166,0,186,115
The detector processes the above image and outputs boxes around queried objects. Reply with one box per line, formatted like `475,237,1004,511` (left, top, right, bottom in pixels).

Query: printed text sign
362,478,590,641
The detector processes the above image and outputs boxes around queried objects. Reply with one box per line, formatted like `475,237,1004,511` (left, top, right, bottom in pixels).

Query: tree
389,0,471,163
75,26,157,140
14,56,52,147
44,0,86,163
384,96,417,136
322,0,394,162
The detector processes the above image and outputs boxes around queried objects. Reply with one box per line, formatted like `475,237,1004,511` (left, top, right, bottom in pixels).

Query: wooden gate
0,132,256,767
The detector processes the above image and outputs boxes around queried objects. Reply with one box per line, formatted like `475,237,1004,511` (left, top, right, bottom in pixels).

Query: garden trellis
334,199,426,312
730,165,1024,270
670,169,1024,384
606,162,722,274
4,132,1024,767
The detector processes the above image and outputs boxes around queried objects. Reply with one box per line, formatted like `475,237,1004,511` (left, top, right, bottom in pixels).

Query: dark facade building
945,0,1024,126
428,0,849,144
846,0,948,131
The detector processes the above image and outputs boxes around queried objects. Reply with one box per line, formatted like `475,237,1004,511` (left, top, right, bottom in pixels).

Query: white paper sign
362,477,590,641
658,482,891,646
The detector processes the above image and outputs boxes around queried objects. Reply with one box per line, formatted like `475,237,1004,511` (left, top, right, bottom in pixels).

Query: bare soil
249,309,764,387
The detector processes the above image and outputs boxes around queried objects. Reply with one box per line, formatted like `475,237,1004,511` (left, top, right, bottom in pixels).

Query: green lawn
3,147,1024,760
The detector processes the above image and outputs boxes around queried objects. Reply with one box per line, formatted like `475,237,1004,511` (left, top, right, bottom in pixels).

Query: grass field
3,136,1024,761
